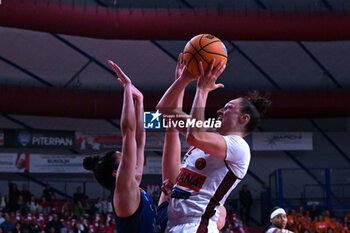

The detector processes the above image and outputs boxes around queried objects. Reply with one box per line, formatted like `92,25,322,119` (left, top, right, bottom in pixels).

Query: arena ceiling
1,0,350,119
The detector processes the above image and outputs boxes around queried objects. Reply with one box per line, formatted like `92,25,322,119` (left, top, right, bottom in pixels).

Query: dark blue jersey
112,189,158,233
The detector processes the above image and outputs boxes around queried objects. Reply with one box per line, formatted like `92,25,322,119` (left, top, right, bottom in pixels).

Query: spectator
8,183,19,212
94,199,105,214
73,202,85,219
310,204,321,221
295,222,303,233
0,212,4,225
45,214,63,233
18,195,29,214
316,215,329,233
296,206,306,219
28,216,40,233
59,199,72,220
334,221,344,233
104,220,114,233
27,196,40,214
344,222,350,233
346,211,350,222
39,197,51,215
12,222,22,233
288,209,297,226
73,223,87,233
84,199,96,217
239,184,252,226
0,214,14,233
73,187,84,204
59,220,71,233
20,185,32,204
0,197,7,212
42,185,55,203
95,222,104,233
48,227,56,233
18,217,29,233
295,214,310,231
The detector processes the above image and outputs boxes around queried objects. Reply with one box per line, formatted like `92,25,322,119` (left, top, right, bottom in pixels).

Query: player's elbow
156,102,169,115
186,131,201,147
121,126,136,138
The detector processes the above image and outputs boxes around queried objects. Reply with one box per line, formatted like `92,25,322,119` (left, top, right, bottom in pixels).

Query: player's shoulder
223,135,249,150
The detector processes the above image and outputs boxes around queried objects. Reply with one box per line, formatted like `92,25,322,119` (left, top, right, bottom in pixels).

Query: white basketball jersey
167,135,251,230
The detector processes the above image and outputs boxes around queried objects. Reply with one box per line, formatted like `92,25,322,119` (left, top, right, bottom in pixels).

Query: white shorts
165,221,219,233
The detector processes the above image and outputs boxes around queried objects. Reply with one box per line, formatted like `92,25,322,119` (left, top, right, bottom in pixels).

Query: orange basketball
183,34,228,77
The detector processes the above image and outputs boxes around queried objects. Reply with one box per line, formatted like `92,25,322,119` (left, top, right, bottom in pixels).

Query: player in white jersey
157,54,227,232
157,53,270,232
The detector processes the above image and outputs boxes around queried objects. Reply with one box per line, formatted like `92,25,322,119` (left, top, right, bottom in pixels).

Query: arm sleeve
223,135,251,179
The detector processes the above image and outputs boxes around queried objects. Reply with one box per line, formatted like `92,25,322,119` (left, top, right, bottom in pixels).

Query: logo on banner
18,131,31,147
143,110,161,129
266,134,303,146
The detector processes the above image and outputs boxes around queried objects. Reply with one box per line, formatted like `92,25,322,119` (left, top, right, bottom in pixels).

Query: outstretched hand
197,59,226,92
108,60,143,100
108,60,131,86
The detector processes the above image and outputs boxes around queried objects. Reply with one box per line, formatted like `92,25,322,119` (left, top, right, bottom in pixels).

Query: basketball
183,34,228,77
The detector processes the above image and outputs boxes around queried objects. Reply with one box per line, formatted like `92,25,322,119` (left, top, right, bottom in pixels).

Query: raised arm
157,55,186,205
131,86,145,185
108,61,139,216
157,53,196,135
186,60,228,159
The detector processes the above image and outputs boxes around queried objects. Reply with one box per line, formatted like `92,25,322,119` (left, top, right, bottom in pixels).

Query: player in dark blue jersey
83,61,158,233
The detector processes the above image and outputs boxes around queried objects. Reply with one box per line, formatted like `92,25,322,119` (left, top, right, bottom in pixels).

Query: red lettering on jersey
175,168,206,192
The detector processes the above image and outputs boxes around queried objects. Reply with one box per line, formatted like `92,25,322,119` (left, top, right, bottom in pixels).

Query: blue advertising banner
4,129,75,149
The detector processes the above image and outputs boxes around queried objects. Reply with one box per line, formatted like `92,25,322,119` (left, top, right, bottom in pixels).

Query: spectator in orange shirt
296,206,306,219
333,220,344,233
327,227,334,233
296,215,310,229
346,211,350,222
311,216,319,232
288,209,297,226
344,222,350,233
324,210,332,224
316,215,329,233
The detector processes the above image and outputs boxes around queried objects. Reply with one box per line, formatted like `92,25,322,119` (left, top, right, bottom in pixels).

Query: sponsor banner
0,153,29,172
29,154,88,173
4,129,75,149
75,132,190,152
252,132,313,151
146,132,190,151
75,132,122,151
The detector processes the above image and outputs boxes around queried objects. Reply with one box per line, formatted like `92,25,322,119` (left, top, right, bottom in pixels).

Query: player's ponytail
240,91,271,133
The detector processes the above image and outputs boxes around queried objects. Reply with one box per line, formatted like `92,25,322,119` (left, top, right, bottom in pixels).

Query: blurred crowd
1,183,349,233
285,205,350,233
0,183,115,233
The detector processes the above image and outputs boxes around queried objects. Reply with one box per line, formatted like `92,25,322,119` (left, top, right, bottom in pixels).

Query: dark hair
83,151,119,190
240,91,271,133
262,206,282,233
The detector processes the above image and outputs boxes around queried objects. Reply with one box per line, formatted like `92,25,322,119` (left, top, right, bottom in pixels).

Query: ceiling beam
0,84,349,118
1,0,350,41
